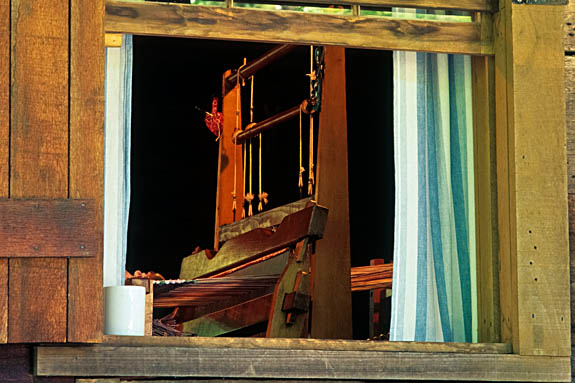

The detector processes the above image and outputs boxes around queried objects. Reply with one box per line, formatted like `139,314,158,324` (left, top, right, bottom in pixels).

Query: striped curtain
103,35,133,287
390,30,477,341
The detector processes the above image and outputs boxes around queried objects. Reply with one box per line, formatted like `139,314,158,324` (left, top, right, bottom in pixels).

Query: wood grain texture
312,47,352,339
471,54,500,343
568,194,575,383
0,0,8,198
507,4,570,356
214,78,244,249
273,0,493,11
0,0,9,345
36,345,569,381
9,0,69,343
9,258,67,343
68,0,105,343
104,1,493,56
0,199,96,258
564,0,575,52
106,334,512,353
182,205,327,279
494,0,518,348
565,56,575,193
219,197,312,243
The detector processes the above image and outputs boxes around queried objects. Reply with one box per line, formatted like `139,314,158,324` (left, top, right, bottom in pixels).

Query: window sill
35,336,569,381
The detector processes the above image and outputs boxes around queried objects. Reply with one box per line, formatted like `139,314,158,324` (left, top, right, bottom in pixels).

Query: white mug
103,285,146,336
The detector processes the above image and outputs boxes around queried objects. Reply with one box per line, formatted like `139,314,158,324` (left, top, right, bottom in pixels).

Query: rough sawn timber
104,0,493,56
36,343,569,381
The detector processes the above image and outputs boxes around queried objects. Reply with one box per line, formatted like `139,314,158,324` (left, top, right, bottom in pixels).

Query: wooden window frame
34,0,571,381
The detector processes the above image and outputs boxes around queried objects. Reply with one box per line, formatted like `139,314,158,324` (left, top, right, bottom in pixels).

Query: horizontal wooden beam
102,334,513,353
219,197,312,243
180,204,327,279
275,0,494,12
0,199,96,257
36,343,569,381
105,1,493,56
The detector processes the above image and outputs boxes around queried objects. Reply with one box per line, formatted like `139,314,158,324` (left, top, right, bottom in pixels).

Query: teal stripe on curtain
390,9,476,342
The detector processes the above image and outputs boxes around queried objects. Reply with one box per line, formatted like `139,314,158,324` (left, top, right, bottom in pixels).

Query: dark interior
127,36,394,340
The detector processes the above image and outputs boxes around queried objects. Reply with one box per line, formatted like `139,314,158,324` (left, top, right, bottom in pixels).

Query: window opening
124,36,395,340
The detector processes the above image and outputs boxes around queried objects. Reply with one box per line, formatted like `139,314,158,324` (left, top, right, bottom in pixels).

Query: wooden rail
105,0,494,56
35,339,571,382
224,44,296,93
270,0,494,12
234,104,301,143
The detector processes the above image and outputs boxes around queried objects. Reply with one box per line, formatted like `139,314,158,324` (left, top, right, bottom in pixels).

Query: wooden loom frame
34,0,571,381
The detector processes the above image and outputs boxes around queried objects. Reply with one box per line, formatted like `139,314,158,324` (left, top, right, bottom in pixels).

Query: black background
127,36,395,339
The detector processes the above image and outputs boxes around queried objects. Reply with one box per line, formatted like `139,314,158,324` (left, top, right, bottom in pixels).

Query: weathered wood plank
0,0,9,345
273,0,493,12
568,194,575,383
9,258,67,343
565,56,575,193
0,199,96,258
505,4,570,356
36,345,569,381
494,0,516,348
182,204,327,279
68,0,105,343
471,53,500,343
496,4,570,355
312,47,352,339
219,197,312,243
9,0,69,343
105,1,493,56
101,334,512,354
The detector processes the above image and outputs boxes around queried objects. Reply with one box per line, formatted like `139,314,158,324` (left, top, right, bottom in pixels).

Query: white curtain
390,10,477,342
103,35,133,287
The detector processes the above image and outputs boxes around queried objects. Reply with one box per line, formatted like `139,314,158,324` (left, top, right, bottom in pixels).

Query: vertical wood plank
506,4,570,356
0,0,9,344
68,0,105,343
312,46,352,339
472,53,500,343
565,56,575,193
9,0,69,343
568,194,575,383
494,1,518,348
214,76,244,249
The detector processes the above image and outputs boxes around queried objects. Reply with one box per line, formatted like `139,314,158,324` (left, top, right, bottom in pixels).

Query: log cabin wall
0,0,105,343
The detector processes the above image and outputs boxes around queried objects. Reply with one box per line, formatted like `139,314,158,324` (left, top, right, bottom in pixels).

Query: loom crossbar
225,44,296,93
234,104,300,143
